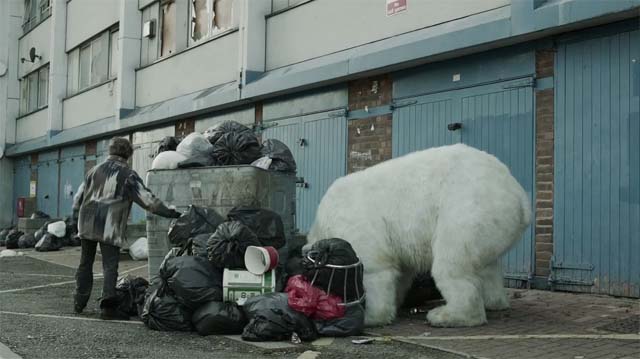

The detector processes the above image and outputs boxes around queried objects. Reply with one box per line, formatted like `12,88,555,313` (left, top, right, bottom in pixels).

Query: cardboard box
223,269,276,305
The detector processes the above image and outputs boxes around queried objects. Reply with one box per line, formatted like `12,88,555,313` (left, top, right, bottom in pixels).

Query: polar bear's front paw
427,305,487,327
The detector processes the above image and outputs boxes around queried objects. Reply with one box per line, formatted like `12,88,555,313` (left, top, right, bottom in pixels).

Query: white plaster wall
66,0,120,51
194,107,255,132
62,80,115,129
265,0,510,70
263,86,347,120
135,31,239,107
17,16,51,78
16,108,48,142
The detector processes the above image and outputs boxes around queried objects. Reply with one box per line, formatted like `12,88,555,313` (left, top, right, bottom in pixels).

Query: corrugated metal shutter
58,145,85,218
13,157,32,219
553,27,639,297
37,150,60,218
393,78,535,285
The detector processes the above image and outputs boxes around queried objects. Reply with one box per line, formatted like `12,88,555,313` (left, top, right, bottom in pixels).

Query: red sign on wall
386,0,407,16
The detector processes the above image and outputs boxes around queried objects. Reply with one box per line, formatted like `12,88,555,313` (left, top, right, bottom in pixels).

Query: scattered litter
160,256,223,310
192,301,246,336
241,293,317,342
129,237,148,260
351,338,375,345
18,233,37,248
5,229,24,249
47,221,66,238
291,332,302,344
0,249,23,257
35,233,63,252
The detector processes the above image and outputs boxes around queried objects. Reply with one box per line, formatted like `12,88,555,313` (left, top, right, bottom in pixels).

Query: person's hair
108,137,134,159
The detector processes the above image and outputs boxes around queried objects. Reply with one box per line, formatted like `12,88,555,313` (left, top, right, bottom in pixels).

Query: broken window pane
79,44,91,90
67,48,79,95
161,1,176,57
191,0,211,43
20,79,29,115
38,66,48,108
91,31,109,84
214,0,235,31
109,30,119,78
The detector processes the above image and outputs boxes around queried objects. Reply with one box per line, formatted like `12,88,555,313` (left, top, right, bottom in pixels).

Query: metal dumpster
145,166,296,278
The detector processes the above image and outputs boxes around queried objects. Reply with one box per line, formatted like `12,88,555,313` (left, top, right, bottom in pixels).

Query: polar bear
306,144,531,327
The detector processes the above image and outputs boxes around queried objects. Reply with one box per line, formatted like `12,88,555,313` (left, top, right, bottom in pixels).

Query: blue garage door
553,26,639,297
393,78,535,284
263,110,347,233
58,145,85,218
37,150,60,218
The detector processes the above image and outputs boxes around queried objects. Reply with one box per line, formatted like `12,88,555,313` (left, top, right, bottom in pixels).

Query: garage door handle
447,123,462,131
296,177,309,189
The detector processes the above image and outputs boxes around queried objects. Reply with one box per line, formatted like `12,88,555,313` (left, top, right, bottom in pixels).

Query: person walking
72,138,181,320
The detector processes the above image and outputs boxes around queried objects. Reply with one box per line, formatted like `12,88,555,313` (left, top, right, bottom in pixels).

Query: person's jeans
74,239,120,309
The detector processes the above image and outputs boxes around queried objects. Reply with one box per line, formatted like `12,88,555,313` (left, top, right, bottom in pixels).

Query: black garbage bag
314,304,365,337
5,230,24,249
0,229,10,245
157,136,180,155
207,221,260,269
177,155,217,169
159,256,223,310
30,211,50,219
141,285,193,332
203,121,253,145
302,238,363,302
212,131,262,166
227,207,286,249
168,206,225,247
33,228,45,242
62,217,78,245
18,233,37,248
35,233,63,252
192,301,247,336
191,233,211,258
241,293,317,342
116,276,150,317
69,235,81,246
260,139,297,174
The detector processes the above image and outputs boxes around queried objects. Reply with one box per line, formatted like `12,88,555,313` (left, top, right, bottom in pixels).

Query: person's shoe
74,303,85,314
73,294,89,314
100,307,130,321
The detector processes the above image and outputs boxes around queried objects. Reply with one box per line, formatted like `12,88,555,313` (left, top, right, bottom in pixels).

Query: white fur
305,144,531,327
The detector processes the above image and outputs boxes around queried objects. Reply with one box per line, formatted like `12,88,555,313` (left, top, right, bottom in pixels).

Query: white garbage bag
251,157,272,171
129,237,148,261
176,133,213,159
47,221,66,238
0,249,23,257
151,151,188,170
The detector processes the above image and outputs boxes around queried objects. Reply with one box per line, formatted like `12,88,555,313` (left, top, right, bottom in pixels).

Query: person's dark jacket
73,155,179,247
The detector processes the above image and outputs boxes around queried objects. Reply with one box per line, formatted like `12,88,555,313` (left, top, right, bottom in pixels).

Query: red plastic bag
285,275,345,320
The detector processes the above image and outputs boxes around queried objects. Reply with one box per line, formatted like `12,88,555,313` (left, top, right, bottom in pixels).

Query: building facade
0,0,638,297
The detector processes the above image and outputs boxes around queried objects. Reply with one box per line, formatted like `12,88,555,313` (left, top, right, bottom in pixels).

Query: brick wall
535,49,555,277
347,75,393,173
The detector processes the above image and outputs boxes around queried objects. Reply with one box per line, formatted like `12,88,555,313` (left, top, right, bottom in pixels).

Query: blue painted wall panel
554,27,640,297
393,79,535,283
37,150,60,218
58,145,85,218
13,157,32,220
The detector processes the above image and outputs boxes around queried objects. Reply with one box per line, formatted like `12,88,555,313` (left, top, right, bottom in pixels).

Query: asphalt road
0,254,461,359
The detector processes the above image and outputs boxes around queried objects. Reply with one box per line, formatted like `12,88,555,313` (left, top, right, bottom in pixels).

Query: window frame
188,0,238,46
159,0,177,58
18,63,50,117
22,0,52,34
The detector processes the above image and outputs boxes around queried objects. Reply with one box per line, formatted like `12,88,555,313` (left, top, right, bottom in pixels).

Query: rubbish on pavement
222,269,276,305
290,332,302,344
30,210,50,219
160,256,223,310
47,221,66,238
351,338,375,345
203,121,253,145
190,233,211,258
176,132,214,159
141,284,193,332
35,233,63,252
116,275,149,317
244,246,279,275
207,221,260,269
177,155,217,168
18,233,37,248
227,207,286,249
303,238,365,304
285,275,345,320
151,150,188,170
0,228,10,245
0,249,23,257
129,237,148,260
157,136,180,155
5,230,24,249
191,301,247,336
250,157,272,171
211,131,261,166
241,292,317,342
259,139,297,174
168,206,224,247
315,303,365,337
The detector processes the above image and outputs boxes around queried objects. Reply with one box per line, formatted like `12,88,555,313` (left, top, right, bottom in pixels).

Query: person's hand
168,209,182,218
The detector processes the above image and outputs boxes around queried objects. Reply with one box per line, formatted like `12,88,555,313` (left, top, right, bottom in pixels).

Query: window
272,0,309,13
67,29,118,96
190,0,236,45
23,0,51,33
160,1,176,57
19,65,49,115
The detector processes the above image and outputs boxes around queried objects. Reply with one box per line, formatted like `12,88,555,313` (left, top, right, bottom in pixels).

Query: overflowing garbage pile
0,215,80,252
129,205,365,342
150,121,296,174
